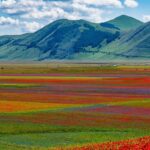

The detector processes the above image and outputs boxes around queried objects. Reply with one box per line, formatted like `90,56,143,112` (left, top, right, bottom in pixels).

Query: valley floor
0,64,150,149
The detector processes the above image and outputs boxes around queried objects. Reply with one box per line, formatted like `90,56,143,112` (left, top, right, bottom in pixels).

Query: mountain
85,21,150,61
103,15,143,31
0,15,149,61
0,19,120,60
106,22,150,58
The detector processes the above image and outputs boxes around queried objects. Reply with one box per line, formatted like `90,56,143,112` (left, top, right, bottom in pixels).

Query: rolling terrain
0,12,149,150
0,15,149,61
0,64,149,149
0,19,120,60
84,22,150,61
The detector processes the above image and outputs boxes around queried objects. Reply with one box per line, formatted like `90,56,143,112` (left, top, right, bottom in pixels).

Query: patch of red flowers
68,136,150,150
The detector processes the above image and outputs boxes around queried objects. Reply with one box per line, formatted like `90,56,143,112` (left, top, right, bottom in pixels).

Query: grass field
0,64,150,149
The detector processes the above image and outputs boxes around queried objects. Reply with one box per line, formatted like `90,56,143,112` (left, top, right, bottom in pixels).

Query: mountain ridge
106,15,143,31
83,21,150,61
0,15,149,61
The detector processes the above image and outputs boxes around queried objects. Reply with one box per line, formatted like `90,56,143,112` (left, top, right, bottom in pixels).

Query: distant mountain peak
116,14,134,19
113,15,143,22
106,15,143,31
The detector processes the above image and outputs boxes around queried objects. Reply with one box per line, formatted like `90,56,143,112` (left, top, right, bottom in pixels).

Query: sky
0,0,149,35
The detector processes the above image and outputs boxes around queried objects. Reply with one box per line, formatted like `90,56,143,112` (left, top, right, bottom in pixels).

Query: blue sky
0,0,149,35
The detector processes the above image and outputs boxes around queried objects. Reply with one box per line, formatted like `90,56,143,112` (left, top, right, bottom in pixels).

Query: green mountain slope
120,22,150,57
0,19,120,60
85,22,150,61
105,15,143,31
0,15,148,61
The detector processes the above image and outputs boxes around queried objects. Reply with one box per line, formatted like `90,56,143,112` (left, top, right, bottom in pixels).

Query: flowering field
0,64,150,149
69,136,150,150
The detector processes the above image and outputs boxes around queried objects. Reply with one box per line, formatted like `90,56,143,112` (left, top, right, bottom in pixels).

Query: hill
105,15,143,31
0,19,120,61
86,22,150,61
0,15,148,61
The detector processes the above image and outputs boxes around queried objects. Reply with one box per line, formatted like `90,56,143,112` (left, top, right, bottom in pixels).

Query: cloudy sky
0,0,149,35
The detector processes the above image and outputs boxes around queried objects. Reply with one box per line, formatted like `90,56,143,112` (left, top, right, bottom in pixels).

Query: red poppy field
0,64,150,150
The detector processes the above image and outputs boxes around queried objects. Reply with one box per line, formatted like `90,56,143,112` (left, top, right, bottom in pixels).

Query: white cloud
0,0,16,8
0,0,43,16
73,0,123,8
0,0,123,21
22,7,66,20
0,16,19,25
143,15,150,22
0,0,141,35
66,2,104,23
23,21,42,32
0,15,41,32
124,0,138,8
19,0,106,23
